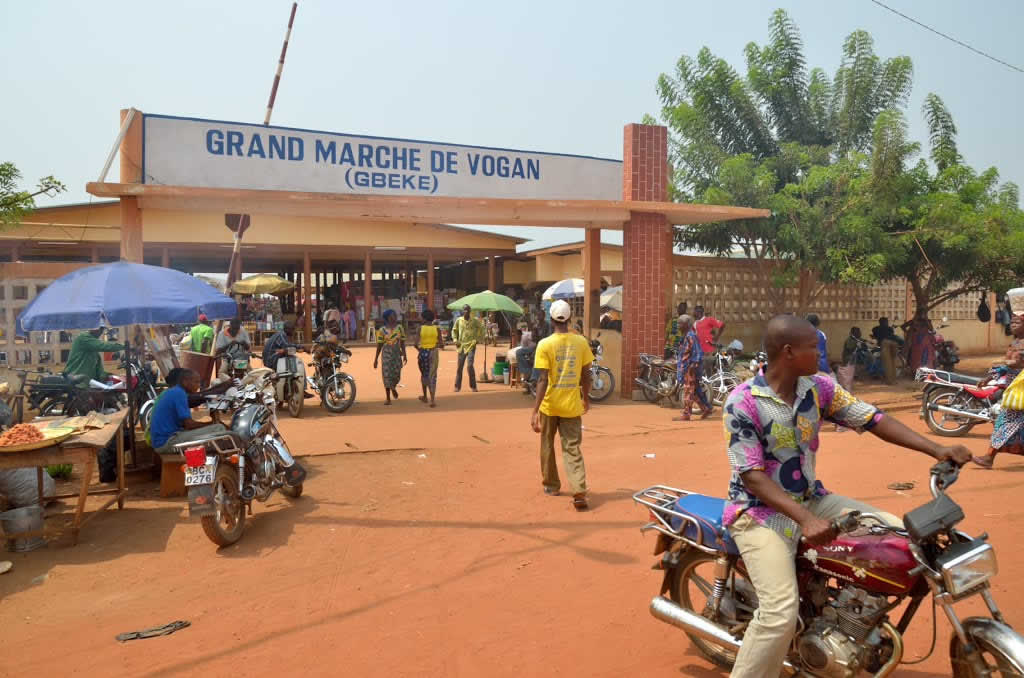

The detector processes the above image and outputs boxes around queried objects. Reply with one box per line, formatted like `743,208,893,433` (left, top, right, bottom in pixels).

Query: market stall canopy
446,290,524,315
16,261,239,332
600,285,622,311
232,273,295,296
542,278,584,301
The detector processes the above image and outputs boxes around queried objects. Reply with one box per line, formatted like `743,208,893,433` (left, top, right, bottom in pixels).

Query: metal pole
264,3,298,126
97,108,136,183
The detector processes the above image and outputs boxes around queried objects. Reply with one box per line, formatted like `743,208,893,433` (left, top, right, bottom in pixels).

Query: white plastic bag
0,468,55,508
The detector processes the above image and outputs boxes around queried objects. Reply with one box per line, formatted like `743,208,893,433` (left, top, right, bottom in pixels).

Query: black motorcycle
308,339,357,413
178,401,306,547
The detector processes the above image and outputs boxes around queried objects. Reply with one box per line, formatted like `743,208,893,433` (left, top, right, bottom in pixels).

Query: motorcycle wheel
589,367,615,402
280,483,303,499
638,372,663,403
200,464,246,547
704,372,741,408
925,388,976,437
286,378,304,418
668,550,757,670
322,374,356,413
950,632,1024,676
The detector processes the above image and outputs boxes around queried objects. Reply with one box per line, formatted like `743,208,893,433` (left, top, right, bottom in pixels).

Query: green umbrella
446,290,523,383
446,290,524,315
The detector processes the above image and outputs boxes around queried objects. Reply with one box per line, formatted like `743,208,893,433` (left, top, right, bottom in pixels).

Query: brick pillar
621,123,671,398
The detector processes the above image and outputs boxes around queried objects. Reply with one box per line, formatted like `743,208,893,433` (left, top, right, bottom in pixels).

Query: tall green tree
866,96,1024,322
0,162,65,228
653,9,914,312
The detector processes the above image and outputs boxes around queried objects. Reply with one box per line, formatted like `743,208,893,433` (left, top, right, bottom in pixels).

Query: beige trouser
728,494,903,678
880,339,900,384
539,413,587,495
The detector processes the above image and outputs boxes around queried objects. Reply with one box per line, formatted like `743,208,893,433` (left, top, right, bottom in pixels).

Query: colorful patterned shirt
722,372,883,543
676,330,704,379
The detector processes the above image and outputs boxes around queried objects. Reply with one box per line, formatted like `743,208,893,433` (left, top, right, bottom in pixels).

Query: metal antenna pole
264,2,297,126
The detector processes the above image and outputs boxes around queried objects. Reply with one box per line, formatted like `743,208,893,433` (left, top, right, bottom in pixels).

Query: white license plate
184,463,215,486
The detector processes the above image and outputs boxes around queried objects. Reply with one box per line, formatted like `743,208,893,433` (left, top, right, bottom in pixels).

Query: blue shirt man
149,368,225,453
806,314,830,373
149,385,191,449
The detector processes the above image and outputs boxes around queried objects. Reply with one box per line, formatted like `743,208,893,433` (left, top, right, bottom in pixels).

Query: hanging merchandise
977,293,991,323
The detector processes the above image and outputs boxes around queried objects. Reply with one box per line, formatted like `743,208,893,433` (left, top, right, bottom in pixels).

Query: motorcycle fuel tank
797,532,919,596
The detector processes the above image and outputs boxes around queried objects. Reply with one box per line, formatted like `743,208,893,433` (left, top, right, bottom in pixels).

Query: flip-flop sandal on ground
971,456,995,469
116,620,190,642
543,487,560,496
572,495,589,511
419,396,428,403
672,416,690,422
887,481,915,491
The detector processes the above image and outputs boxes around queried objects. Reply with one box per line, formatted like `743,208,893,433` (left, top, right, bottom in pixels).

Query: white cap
550,300,572,322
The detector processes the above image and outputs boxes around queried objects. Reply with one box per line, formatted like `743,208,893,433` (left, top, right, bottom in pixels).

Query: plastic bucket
0,505,46,552
493,362,508,376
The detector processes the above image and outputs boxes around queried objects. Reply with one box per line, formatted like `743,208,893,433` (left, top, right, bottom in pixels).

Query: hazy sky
2,0,1021,251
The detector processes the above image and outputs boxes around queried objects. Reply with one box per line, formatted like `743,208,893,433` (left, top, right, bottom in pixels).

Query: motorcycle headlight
339,353,349,363
937,540,997,596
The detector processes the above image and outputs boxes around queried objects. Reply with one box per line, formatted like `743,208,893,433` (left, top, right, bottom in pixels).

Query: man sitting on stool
150,368,226,455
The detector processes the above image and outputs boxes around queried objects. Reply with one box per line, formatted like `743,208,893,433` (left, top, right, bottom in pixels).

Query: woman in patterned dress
373,309,408,405
972,313,1024,468
673,315,712,422
416,309,442,408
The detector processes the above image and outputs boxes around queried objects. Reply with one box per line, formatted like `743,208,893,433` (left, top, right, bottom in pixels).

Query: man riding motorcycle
722,315,970,678
214,318,252,376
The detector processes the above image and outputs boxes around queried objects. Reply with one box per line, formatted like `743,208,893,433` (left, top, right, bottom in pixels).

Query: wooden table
0,409,129,545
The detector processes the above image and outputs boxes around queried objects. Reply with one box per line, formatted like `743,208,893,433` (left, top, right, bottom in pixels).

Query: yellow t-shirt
419,324,439,350
534,332,595,418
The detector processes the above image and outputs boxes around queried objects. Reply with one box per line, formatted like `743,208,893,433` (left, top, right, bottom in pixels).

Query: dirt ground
1,347,1020,677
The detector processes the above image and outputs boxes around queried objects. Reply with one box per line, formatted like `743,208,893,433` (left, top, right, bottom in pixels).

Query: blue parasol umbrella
17,261,239,333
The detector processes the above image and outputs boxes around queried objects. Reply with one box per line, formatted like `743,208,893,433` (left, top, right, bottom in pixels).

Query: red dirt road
1,347,1021,677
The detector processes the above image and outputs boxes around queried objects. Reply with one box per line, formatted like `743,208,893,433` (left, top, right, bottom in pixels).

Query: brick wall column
621,123,671,398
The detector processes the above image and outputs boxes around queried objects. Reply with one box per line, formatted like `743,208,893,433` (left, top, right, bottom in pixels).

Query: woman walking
972,313,1024,469
373,309,407,405
673,315,712,422
416,309,441,407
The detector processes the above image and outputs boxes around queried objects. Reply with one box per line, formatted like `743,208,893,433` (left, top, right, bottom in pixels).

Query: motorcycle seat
651,358,673,368
668,494,739,555
40,373,90,387
939,372,981,386
965,386,1001,400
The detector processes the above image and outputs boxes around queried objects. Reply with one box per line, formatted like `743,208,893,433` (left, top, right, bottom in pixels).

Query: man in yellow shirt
452,304,484,392
530,300,594,511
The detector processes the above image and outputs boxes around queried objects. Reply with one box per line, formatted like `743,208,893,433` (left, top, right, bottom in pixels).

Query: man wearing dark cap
721,314,970,677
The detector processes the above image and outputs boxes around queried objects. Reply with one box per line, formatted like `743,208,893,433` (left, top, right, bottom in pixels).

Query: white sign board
142,114,622,200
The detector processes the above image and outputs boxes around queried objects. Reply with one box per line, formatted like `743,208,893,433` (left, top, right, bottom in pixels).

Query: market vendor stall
0,410,129,546
232,275,295,347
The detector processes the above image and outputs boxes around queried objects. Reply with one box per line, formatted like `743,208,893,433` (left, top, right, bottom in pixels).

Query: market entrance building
8,110,768,398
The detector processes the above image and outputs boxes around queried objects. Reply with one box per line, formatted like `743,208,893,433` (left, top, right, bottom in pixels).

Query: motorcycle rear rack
172,434,243,456
632,485,720,555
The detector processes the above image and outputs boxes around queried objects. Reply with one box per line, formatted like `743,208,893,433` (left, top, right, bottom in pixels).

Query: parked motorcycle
703,342,743,407
918,366,1010,437
262,345,306,418
177,400,306,547
215,340,255,381
308,338,357,413
588,335,615,402
634,461,1023,676
635,352,678,403
934,330,961,372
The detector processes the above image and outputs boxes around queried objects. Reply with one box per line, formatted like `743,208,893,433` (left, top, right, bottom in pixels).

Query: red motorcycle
634,462,1023,676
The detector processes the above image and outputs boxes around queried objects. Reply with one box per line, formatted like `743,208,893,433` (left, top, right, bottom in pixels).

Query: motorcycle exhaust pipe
926,403,992,422
648,597,796,671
